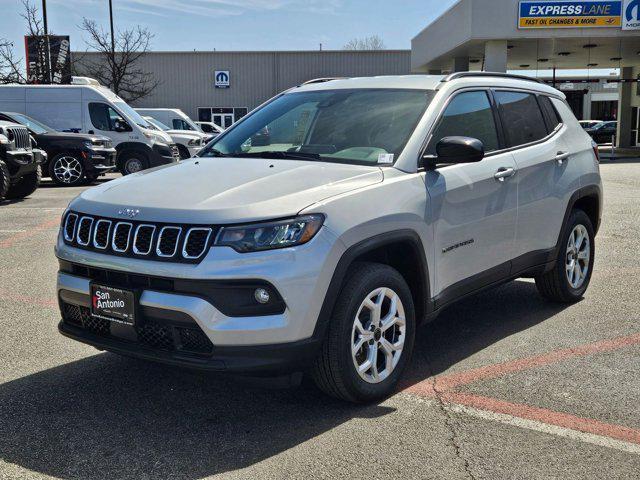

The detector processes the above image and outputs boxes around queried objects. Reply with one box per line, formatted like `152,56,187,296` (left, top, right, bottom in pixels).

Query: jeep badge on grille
118,208,140,218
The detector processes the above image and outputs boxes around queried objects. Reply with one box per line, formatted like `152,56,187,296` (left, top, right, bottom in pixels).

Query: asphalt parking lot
1,161,639,480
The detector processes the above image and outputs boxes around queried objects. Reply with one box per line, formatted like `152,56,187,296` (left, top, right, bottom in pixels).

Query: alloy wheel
351,287,406,384
53,156,83,184
565,224,590,289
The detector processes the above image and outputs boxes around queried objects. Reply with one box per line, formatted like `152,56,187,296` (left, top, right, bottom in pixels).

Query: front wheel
535,209,595,302
49,154,85,186
312,262,415,403
5,166,41,200
120,152,149,175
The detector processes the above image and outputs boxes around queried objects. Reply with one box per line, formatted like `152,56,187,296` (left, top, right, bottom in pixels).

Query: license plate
90,284,137,326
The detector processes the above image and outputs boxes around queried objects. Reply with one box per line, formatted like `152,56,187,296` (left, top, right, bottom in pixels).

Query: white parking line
446,402,640,455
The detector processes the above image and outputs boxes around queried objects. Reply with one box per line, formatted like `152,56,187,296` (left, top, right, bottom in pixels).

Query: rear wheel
312,262,415,403
535,209,595,302
49,154,85,186
5,165,41,200
120,151,149,175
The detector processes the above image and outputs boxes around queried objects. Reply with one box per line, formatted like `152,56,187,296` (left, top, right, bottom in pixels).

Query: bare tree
0,39,26,84
75,18,158,103
343,35,386,51
0,0,48,84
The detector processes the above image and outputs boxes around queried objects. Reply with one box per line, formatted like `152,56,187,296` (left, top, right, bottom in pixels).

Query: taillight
591,141,600,163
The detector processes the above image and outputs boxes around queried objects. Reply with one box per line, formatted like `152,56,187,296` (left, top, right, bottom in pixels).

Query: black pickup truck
0,112,117,186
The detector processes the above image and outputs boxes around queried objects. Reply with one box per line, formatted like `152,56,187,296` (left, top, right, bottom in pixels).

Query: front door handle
494,167,516,182
555,151,570,165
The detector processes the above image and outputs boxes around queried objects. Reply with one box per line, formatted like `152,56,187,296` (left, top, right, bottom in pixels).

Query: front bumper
85,147,117,174
149,143,180,167
4,148,46,166
57,271,323,373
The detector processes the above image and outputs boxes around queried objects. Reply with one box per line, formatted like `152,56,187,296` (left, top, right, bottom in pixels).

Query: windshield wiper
233,151,321,161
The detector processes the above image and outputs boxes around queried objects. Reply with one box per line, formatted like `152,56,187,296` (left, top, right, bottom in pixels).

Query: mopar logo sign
519,1,623,28
214,70,230,88
623,0,640,29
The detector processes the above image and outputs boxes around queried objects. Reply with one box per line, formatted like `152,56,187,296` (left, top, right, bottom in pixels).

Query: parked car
195,121,224,136
578,120,602,129
0,120,46,201
143,116,205,159
0,81,180,175
55,73,601,402
135,108,201,132
0,111,116,186
585,120,617,144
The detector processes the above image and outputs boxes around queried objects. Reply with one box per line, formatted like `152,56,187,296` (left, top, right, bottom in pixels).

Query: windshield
114,101,151,129
198,89,433,165
8,112,52,134
147,117,170,131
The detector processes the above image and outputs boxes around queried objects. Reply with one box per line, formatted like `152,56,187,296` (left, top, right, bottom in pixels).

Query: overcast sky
0,0,457,52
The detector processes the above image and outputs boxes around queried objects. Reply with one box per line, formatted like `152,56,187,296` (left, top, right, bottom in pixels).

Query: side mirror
113,120,131,133
432,136,484,166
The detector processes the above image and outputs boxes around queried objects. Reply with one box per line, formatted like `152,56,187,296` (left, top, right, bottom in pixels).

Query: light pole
109,0,115,55
41,0,52,83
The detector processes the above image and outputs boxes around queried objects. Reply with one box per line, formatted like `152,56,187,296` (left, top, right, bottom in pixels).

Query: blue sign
519,1,622,28
623,0,640,29
214,70,230,88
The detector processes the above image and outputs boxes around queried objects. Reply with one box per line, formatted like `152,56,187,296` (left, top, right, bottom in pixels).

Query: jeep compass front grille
62,211,214,263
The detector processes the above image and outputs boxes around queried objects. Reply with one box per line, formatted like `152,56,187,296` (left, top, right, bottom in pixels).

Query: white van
0,83,180,175
135,108,202,133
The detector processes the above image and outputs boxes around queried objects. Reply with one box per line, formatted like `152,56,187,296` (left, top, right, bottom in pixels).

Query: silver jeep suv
56,73,602,402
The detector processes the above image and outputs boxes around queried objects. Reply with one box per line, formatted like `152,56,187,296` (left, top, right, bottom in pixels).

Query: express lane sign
519,1,623,28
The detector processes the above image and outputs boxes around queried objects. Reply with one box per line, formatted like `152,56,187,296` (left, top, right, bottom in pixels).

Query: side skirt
425,248,556,322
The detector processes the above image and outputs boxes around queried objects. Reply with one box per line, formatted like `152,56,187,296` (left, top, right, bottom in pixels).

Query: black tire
177,144,191,160
119,151,149,175
535,209,595,303
0,159,10,201
5,165,41,200
48,153,86,187
312,262,416,403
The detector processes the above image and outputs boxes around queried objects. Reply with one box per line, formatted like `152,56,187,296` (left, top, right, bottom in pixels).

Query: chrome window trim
418,87,565,167
111,222,133,253
156,226,182,258
182,227,212,259
63,213,79,242
132,224,156,256
92,219,112,250
76,216,94,246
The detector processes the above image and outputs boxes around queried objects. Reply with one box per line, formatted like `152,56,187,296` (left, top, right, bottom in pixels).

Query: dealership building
75,0,640,146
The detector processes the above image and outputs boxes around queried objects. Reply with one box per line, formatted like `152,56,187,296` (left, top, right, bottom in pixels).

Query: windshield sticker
378,153,394,164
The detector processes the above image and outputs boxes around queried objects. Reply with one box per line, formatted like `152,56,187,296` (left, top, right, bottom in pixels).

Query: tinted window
538,96,561,132
428,91,499,154
89,102,125,131
495,91,548,147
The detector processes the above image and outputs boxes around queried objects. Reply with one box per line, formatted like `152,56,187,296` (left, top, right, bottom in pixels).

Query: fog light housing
254,288,270,304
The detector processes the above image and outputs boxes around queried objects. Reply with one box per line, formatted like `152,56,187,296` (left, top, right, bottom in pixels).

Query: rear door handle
555,151,570,165
494,167,515,181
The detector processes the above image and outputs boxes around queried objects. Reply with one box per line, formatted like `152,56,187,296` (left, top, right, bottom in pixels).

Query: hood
71,157,383,223
166,130,204,140
37,131,109,142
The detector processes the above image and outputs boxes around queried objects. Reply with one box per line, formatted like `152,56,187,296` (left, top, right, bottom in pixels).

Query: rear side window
538,95,561,132
494,91,548,147
427,91,500,154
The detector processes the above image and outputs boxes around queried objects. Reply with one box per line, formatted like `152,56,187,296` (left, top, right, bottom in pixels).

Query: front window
199,89,433,165
147,118,171,131
7,113,51,134
113,101,151,129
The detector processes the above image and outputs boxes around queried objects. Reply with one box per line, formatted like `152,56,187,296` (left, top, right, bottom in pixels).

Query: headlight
188,138,201,146
215,214,324,252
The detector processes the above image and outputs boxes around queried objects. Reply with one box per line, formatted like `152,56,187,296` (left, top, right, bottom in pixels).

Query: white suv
55,73,602,402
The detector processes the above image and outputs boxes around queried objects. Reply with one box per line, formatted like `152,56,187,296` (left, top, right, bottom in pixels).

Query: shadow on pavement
0,279,569,478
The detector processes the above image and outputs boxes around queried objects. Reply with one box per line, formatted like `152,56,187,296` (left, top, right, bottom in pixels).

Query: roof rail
300,77,346,86
442,72,545,85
